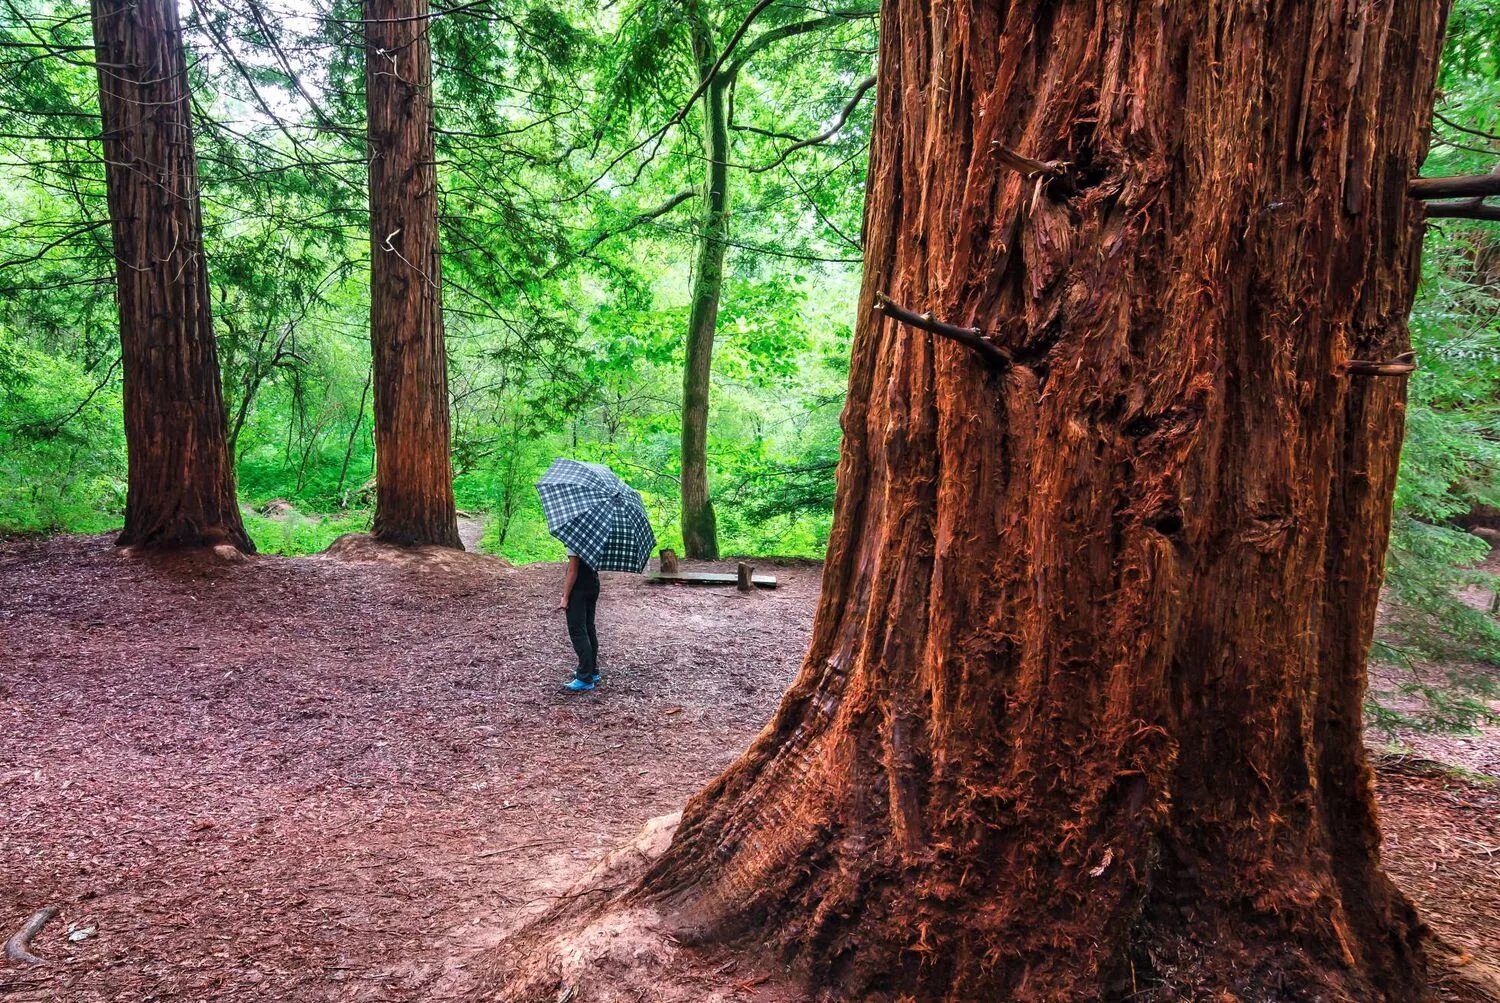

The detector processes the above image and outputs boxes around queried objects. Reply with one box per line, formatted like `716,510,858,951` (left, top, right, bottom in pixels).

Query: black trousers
565,578,600,679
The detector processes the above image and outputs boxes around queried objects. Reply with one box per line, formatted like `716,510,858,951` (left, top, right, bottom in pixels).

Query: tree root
476,809,821,1003
476,812,800,1003
5,906,58,965
1426,933,1500,1003
483,814,681,1003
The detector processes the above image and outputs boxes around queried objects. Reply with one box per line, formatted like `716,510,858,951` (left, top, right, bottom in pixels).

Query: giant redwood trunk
365,0,461,549
638,1,1451,999
678,14,729,561
91,0,252,553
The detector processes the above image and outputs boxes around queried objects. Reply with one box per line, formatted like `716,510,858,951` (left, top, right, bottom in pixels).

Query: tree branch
1409,172,1500,200
748,75,876,173
719,8,877,83
1343,352,1417,377
0,218,112,271
874,292,1012,369
242,1,361,142
14,356,120,438
730,121,802,142
992,142,1066,179
560,3,874,204
582,188,696,251
1433,110,1500,144
1425,201,1500,222
546,189,696,277
558,0,778,203
0,39,92,51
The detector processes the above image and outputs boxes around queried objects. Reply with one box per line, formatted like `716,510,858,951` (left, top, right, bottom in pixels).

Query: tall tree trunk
638,1,1451,998
680,13,727,560
365,0,461,549
90,0,252,553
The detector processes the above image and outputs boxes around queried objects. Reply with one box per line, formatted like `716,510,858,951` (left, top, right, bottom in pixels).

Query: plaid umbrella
535,458,657,573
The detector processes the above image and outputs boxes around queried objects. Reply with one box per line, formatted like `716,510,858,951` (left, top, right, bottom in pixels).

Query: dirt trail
1370,545,1500,778
457,516,484,552
0,535,1494,1001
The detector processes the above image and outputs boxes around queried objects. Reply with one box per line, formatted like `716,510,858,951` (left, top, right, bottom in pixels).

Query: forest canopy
0,0,1495,726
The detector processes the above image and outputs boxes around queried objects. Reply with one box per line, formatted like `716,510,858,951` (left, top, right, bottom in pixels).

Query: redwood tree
633,0,1454,998
365,0,461,548
90,0,252,552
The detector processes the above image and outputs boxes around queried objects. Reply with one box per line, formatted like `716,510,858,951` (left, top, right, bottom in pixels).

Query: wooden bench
644,570,778,589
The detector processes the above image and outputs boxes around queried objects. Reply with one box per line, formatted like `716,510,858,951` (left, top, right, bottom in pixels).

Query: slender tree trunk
294,385,333,495
680,13,727,560
638,1,1451,999
337,369,373,498
90,0,252,553
365,0,461,548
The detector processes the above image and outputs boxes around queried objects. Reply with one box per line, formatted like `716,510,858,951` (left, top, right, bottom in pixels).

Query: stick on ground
5,906,58,965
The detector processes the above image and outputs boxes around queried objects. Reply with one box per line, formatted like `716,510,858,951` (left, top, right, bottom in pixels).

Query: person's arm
559,555,579,609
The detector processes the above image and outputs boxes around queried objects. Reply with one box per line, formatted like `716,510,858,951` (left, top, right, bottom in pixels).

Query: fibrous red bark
632,1,1453,999
365,0,461,549
91,0,252,553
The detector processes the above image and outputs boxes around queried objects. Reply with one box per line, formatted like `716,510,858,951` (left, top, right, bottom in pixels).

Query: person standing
535,458,655,693
559,553,601,691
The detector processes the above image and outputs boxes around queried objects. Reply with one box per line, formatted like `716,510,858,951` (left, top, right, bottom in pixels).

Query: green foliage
1373,238,1500,732
1368,0,1500,733
242,506,372,557
0,331,124,536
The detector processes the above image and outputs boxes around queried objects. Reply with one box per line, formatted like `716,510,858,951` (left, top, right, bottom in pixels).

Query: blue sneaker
563,677,595,692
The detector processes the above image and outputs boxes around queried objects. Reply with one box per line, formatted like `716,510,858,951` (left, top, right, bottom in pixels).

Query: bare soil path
0,535,1495,1001
456,516,484,553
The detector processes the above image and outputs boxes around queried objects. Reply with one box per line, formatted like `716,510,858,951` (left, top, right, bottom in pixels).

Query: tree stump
659,548,679,574
737,563,754,593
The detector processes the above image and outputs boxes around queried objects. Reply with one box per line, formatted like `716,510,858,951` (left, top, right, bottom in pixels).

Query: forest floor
0,534,1497,1002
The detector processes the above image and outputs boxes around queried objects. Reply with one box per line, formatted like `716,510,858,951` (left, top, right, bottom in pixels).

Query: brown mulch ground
1379,755,1500,968
1,535,1496,1002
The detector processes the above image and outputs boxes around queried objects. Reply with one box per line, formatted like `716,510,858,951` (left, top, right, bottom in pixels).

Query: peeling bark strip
639,1,1451,1000
90,0,251,553
365,0,461,549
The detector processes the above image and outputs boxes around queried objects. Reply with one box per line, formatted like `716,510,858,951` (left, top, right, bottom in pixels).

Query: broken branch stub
873,292,1013,370
1343,352,1418,377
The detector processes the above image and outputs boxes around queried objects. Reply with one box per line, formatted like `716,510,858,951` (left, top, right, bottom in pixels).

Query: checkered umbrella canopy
535,459,656,573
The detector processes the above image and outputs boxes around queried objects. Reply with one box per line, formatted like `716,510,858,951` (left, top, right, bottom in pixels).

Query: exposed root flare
485,814,681,1002
319,533,509,571
480,813,796,1003
1426,934,1500,1003
114,542,253,563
